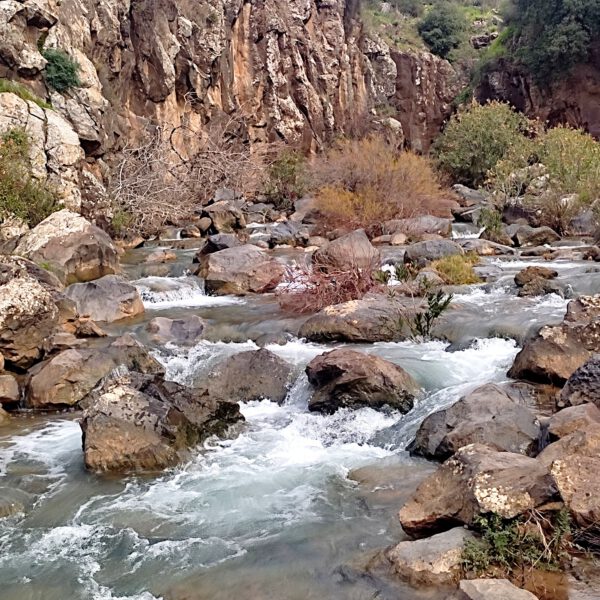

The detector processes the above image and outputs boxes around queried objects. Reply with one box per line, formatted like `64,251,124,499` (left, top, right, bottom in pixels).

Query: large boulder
385,216,453,238
408,384,541,460
193,233,244,260
559,354,600,409
202,201,246,233
305,349,417,414
387,527,475,587
548,404,600,440
65,275,144,323
399,444,557,538
14,210,118,284
81,371,243,472
514,266,561,297
199,245,285,295
26,337,164,409
511,225,561,247
299,294,423,343
201,349,293,404
508,296,600,385
404,240,463,268
313,229,380,271
146,316,206,346
0,373,19,405
456,579,540,600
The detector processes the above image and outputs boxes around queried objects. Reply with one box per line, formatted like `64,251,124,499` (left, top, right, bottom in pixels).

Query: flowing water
0,245,588,600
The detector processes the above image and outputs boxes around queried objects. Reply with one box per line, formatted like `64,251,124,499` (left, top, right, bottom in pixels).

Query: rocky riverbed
1,199,600,600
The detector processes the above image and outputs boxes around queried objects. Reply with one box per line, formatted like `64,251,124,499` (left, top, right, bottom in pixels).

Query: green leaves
42,48,81,93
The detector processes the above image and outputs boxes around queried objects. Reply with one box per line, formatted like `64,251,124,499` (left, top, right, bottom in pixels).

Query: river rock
0,406,8,425
456,578,540,600
511,225,561,247
202,349,292,404
14,210,119,284
548,404,600,440
0,373,20,405
194,233,244,259
385,216,453,238
81,371,243,472
145,249,177,264
146,316,206,345
313,229,380,271
306,349,417,414
559,355,600,408
299,294,423,343
199,245,285,295
399,444,557,538
408,384,541,460
65,275,144,323
480,227,514,247
202,201,246,233
514,266,560,297
508,295,600,385
453,185,489,205
269,221,309,247
459,239,514,256
404,240,463,268
387,527,475,587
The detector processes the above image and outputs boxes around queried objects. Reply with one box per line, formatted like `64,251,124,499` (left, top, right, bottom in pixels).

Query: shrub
277,259,380,314
433,101,533,187
313,136,450,235
0,79,51,109
417,2,467,58
430,253,481,285
462,511,571,577
264,150,307,211
0,128,58,226
476,206,503,234
42,48,81,93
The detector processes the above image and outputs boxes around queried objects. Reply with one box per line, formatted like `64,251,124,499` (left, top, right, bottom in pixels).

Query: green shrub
0,79,51,109
476,206,503,233
264,150,307,211
463,511,571,577
430,253,481,285
433,101,532,187
0,128,58,226
417,2,467,58
42,48,80,93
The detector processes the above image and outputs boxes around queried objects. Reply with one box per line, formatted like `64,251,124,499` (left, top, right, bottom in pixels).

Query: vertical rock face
0,0,459,205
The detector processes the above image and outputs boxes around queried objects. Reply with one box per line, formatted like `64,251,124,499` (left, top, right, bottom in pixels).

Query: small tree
264,150,307,211
417,2,467,59
42,48,81,93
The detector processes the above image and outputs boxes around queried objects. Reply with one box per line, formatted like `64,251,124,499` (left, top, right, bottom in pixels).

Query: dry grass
430,253,481,285
311,136,452,235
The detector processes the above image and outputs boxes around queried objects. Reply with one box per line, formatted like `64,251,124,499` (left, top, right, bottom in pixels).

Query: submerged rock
306,348,417,414
202,349,293,404
388,527,474,587
14,210,118,284
199,245,284,295
65,275,144,323
408,383,541,460
399,444,557,538
81,371,243,473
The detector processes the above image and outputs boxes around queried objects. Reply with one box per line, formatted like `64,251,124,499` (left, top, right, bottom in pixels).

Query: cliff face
0,0,459,210
476,51,600,139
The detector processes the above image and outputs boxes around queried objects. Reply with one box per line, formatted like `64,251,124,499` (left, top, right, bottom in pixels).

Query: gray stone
457,578,539,600
404,240,464,268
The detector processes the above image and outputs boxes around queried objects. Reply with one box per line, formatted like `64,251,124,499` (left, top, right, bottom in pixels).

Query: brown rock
146,316,206,345
202,201,245,234
0,373,20,406
313,229,380,271
306,348,417,414
457,578,540,600
548,405,600,440
145,249,177,263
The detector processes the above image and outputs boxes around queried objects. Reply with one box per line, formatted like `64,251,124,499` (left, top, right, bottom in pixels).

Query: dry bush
108,115,267,236
277,258,381,314
430,253,481,285
311,136,451,235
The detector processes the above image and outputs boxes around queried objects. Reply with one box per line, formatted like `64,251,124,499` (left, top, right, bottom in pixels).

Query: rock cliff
0,0,459,210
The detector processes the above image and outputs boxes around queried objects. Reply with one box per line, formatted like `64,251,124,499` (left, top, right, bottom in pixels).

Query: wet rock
515,267,558,287
299,294,422,343
145,249,177,263
548,405,600,440
456,578,540,600
404,240,463,268
108,334,165,376
0,406,8,425
408,384,541,461
193,233,244,259
480,227,514,247
81,371,243,473
181,225,201,239
0,373,20,405
146,316,206,345
202,201,246,234
202,349,292,404
306,349,417,414
14,210,119,284
387,527,474,587
399,444,557,538
65,275,144,323
514,266,561,297
199,245,284,295
559,355,600,409
0,487,32,518
459,239,514,256
313,229,380,271
508,296,600,385
511,225,561,248
158,226,181,241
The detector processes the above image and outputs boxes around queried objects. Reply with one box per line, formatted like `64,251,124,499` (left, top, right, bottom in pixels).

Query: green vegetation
0,79,51,109
0,128,58,226
264,150,307,211
430,253,481,284
417,2,467,59
433,101,531,186
411,290,454,338
476,206,503,234
463,511,571,577
42,48,81,93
